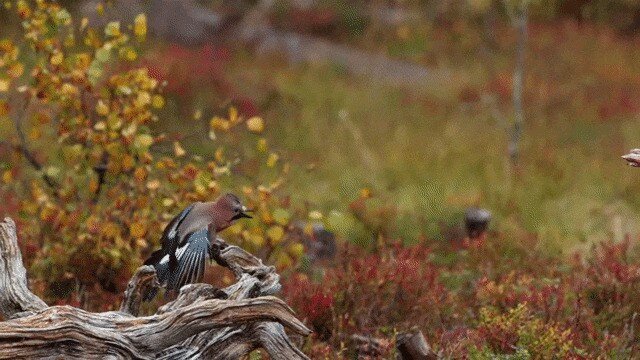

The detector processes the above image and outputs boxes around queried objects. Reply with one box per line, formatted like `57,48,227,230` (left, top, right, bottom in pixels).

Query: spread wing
166,227,213,292
161,203,196,251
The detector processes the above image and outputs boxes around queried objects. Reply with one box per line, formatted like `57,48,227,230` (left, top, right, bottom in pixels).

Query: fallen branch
0,217,310,359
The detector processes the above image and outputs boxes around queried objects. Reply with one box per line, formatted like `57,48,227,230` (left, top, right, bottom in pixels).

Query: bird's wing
166,228,212,292
161,203,196,250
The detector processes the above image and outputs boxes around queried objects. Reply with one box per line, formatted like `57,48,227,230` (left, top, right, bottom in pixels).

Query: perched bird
143,193,252,301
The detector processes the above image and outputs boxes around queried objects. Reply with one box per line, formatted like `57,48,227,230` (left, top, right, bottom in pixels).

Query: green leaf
272,208,291,226
133,134,154,150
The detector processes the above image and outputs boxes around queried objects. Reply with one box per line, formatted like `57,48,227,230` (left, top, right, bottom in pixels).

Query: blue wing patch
166,228,212,292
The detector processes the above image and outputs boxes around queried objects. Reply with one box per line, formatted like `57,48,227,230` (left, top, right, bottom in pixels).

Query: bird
143,193,252,301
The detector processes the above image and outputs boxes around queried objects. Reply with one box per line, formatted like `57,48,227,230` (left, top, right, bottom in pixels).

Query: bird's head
212,193,252,231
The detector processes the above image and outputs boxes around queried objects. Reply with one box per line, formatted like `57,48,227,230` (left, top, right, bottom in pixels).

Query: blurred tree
504,0,530,165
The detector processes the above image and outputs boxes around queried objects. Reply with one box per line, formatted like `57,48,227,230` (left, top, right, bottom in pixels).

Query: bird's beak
240,206,253,219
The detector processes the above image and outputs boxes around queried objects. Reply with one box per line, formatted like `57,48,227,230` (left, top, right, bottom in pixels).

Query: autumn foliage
0,0,302,310
2,1,640,359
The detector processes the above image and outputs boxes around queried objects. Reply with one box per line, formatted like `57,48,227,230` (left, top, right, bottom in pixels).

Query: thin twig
12,98,58,189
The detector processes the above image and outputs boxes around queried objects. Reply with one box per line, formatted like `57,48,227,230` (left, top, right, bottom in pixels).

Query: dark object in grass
464,207,492,239
396,329,437,360
291,221,337,262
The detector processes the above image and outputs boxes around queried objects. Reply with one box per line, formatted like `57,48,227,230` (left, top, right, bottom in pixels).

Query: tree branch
12,98,58,190
119,265,158,316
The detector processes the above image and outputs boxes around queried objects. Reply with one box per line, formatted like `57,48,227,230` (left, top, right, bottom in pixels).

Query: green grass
225,46,640,250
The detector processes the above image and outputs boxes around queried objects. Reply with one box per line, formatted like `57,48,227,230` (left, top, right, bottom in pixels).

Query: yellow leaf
210,116,230,131
146,179,160,190
173,141,186,157
135,91,151,107
208,180,219,190
193,109,202,120
89,177,99,193
0,80,8,92
246,116,264,133
272,208,291,226
39,204,57,222
227,222,243,235
228,107,239,123
308,210,323,220
266,225,285,245
136,238,148,248
2,170,12,184
250,233,266,248
134,13,147,40
134,167,147,182
122,47,137,61
102,222,121,238
134,134,154,149
105,21,121,37
107,114,122,130
60,83,78,96
80,17,89,31
28,126,41,140
257,138,267,152
7,63,23,78
95,100,109,116
129,221,147,238
50,51,63,66
214,147,224,162
275,253,293,269
94,121,106,131
162,198,174,207
151,95,164,108
288,243,305,259
266,153,279,168
360,188,372,199
96,3,104,15
122,155,135,171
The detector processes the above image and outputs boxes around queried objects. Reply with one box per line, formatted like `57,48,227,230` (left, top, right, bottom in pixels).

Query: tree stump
0,217,310,359
396,330,437,360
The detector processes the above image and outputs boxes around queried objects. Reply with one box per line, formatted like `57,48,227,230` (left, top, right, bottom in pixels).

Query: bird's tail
142,249,170,302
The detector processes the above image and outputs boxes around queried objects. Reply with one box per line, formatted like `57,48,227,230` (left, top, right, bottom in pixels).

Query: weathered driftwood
0,219,47,319
0,217,310,359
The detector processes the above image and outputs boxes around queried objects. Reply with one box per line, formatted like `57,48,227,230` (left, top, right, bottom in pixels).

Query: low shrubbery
283,232,640,358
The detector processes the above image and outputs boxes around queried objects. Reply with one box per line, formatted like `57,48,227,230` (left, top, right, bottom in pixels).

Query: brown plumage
143,193,252,301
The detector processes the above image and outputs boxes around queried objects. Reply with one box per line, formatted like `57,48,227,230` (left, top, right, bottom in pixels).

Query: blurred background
2,0,640,358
